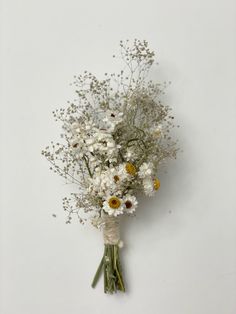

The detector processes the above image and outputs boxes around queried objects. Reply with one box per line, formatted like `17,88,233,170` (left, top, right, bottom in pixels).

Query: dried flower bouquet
42,39,178,294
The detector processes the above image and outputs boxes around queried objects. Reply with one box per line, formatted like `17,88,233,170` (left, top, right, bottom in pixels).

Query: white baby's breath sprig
42,39,178,225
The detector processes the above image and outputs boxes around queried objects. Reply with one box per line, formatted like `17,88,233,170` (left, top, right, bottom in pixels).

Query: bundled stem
91,244,125,293
92,216,125,293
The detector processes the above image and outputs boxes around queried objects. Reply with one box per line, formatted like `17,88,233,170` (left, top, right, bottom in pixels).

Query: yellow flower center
153,178,160,190
108,196,121,209
125,163,136,175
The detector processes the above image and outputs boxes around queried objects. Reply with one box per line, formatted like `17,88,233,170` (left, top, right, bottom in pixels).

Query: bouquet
42,39,178,294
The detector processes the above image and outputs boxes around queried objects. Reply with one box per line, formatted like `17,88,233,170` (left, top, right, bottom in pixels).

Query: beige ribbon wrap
103,216,120,245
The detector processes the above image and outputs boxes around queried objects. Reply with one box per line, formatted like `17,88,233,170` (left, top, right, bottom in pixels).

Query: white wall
1,0,236,313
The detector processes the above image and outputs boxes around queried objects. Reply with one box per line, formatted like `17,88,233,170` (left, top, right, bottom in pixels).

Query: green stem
91,244,125,294
91,255,104,288
82,155,93,178
104,246,108,293
113,245,125,292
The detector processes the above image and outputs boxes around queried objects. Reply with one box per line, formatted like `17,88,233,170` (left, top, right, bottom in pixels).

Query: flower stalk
92,244,125,293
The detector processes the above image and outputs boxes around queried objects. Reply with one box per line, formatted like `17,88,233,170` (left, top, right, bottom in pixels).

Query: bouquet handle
91,216,125,293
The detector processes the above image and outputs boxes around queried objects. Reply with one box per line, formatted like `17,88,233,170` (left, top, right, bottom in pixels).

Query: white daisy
103,196,124,216
108,167,126,185
123,194,138,214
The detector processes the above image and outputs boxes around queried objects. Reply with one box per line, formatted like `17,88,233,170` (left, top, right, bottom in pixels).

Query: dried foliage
42,40,178,226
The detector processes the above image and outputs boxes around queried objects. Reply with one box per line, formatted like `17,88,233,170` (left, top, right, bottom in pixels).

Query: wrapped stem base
92,216,125,293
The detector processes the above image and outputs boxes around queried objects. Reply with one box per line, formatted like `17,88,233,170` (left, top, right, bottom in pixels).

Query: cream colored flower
123,195,138,214
103,110,123,131
103,196,124,216
124,147,136,161
143,177,154,196
138,162,153,178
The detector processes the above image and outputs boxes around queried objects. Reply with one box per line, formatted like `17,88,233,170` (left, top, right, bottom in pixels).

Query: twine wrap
103,216,120,245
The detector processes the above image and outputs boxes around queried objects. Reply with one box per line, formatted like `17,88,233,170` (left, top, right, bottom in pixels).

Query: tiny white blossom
151,124,163,138
103,110,123,131
138,162,153,178
124,147,136,161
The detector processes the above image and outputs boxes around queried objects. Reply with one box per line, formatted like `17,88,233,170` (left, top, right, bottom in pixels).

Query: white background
0,0,236,313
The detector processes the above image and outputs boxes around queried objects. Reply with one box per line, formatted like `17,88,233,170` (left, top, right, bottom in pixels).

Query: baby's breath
42,40,178,226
